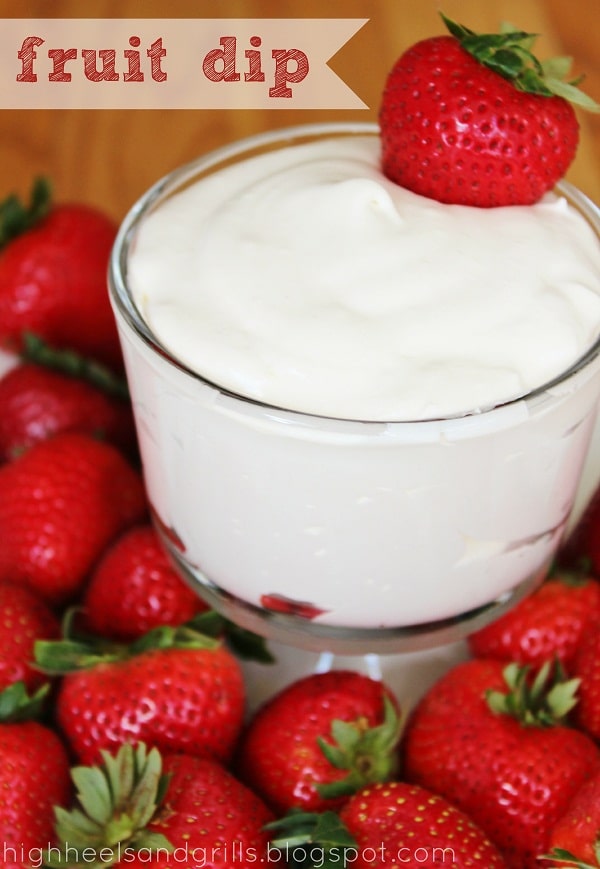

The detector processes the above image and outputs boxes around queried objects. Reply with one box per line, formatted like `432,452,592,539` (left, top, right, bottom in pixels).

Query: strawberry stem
486,660,580,726
315,695,402,800
34,609,221,675
547,565,593,587
21,332,130,401
187,610,275,663
0,681,49,723
43,743,172,868
441,12,600,112
539,848,599,868
265,810,357,869
0,176,51,248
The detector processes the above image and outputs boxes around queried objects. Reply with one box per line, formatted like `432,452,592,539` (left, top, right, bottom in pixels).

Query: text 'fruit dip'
112,124,600,649
128,135,600,422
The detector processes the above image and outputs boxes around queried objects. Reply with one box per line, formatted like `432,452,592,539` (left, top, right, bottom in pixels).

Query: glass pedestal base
159,528,547,655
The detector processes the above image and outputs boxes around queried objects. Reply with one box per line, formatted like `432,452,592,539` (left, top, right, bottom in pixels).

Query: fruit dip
128,135,600,421
111,124,600,649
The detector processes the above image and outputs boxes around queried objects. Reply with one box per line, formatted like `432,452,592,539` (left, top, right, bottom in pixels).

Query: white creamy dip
128,135,600,421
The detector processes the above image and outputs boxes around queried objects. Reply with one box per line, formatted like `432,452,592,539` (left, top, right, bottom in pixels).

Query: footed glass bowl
109,123,600,654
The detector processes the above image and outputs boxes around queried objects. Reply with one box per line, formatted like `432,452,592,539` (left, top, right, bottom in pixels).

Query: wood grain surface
0,0,598,219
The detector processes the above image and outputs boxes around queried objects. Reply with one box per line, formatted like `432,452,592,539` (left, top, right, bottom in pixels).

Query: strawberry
236,670,401,815
268,781,508,868
338,781,509,867
403,658,600,868
379,15,598,207
0,580,59,692
0,357,135,463
259,592,327,620
468,573,600,672
0,431,147,606
0,179,122,371
572,623,600,741
35,619,246,765
543,769,600,867
559,489,600,576
0,683,71,869
82,524,208,641
45,743,279,869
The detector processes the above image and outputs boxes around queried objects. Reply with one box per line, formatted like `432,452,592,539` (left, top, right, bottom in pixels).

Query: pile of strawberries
2,13,600,869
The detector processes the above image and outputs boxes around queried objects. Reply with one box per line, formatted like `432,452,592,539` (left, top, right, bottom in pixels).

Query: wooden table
0,0,598,218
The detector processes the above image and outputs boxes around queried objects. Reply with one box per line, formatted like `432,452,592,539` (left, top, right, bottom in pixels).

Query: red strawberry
0,179,122,370
559,489,600,576
0,431,147,606
379,15,597,207
260,592,327,620
403,658,600,868
48,743,279,869
121,753,279,869
468,573,600,672
572,623,600,741
543,769,600,867
236,670,401,815
338,781,509,867
82,524,208,641
0,359,135,462
0,581,59,692
36,620,245,765
0,683,71,869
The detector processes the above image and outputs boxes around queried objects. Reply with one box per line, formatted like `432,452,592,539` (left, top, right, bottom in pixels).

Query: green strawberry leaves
34,606,274,674
34,608,221,675
266,810,357,869
0,176,51,248
540,847,600,868
542,77,600,112
486,660,580,726
21,332,130,402
441,12,600,111
316,695,402,799
44,743,172,868
187,610,275,663
0,681,49,722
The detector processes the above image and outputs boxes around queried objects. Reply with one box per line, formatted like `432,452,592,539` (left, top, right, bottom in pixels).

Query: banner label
1,19,368,109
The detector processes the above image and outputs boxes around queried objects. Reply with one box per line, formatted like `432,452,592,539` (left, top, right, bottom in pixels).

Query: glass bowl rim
108,120,600,428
